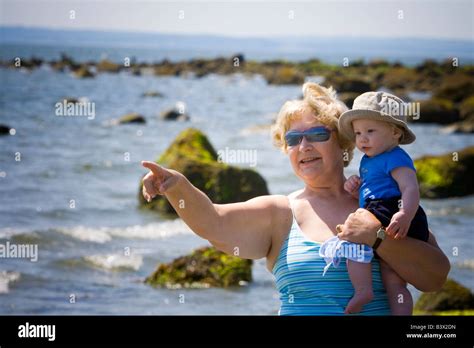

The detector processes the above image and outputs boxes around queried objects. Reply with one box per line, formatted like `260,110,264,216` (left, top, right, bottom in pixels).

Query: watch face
377,228,386,239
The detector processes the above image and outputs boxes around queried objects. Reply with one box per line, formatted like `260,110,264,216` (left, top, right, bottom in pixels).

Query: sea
0,27,473,314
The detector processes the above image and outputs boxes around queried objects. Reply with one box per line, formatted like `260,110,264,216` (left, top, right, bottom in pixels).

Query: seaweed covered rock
145,246,252,288
415,279,474,313
434,74,474,103
97,59,121,73
324,74,373,93
414,146,474,198
416,98,460,124
264,66,305,85
138,128,269,215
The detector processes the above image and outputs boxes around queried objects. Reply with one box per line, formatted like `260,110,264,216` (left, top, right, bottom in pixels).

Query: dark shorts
364,196,430,244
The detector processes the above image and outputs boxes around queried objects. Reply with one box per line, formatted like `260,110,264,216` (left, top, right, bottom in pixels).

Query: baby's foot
345,288,373,314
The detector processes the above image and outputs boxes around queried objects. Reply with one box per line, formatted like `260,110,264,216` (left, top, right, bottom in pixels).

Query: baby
338,91,430,314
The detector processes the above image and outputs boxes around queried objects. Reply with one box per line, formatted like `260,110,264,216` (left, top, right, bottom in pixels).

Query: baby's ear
393,125,403,142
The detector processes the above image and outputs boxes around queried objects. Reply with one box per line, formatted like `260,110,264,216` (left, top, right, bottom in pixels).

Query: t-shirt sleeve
384,148,416,175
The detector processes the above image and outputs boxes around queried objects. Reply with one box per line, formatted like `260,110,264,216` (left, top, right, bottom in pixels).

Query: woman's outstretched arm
141,161,277,259
337,208,450,292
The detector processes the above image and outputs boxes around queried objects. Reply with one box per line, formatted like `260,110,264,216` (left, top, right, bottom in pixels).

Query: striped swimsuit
272,201,391,315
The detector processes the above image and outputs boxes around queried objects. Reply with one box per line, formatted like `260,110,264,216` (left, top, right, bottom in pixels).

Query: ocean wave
84,254,143,271
2,220,193,244
0,271,21,294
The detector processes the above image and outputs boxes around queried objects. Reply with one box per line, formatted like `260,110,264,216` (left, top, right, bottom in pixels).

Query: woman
141,82,449,315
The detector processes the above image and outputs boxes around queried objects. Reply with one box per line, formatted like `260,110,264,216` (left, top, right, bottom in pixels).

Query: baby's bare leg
345,260,374,314
381,260,413,315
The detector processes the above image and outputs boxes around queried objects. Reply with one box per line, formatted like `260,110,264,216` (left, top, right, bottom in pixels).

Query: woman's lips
299,157,321,164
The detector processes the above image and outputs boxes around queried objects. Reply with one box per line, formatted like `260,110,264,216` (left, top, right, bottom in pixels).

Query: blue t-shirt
359,146,416,207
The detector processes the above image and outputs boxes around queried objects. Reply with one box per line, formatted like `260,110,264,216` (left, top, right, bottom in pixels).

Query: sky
0,0,473,40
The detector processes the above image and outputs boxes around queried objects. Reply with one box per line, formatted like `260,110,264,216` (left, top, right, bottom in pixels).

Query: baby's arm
388,167,420,239
344,175,361,199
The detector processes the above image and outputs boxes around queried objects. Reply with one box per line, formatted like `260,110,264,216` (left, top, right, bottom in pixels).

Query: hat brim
338,109,416,145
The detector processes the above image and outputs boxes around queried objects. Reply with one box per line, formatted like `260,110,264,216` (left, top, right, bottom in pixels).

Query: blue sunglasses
285,126,332,147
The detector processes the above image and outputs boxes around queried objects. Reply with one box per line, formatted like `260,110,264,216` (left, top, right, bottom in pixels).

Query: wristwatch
372,226,386,250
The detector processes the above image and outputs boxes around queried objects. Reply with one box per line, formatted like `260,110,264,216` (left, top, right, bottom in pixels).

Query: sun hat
338,91,416,144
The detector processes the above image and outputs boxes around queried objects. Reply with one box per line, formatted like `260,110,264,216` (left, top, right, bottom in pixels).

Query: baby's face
352,119,400,157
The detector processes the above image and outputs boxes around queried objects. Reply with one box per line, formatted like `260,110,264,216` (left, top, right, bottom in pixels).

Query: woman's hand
337,208,381,246
141,161,182,202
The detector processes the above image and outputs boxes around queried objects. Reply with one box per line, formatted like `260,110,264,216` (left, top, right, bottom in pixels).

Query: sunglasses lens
285,127,331,147
306,131,330,142
285,133,302,146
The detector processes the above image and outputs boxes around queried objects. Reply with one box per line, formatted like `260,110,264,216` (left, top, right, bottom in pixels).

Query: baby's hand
344,175,361,196
386,211,411,239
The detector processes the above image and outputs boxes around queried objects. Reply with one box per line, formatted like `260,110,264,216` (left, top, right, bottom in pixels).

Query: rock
443,96,474,133
459,96,474,120
72,66,95,78
138,128,269,215
142,91,164,98
0,124,11,135
232,53,245,65
264,66,305,85
338,92,360,108
159,107,190,121
443,118,474,134
415,98,460,124
97,59,121,73
145,246,252,288
414,146,474,198
434,74,474,103
368,59,391,69
117,113,146,124
381,67,418,91
414,278,474,312
324,74,373,93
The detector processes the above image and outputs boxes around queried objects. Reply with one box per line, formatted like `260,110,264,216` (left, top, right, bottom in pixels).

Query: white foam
455,259,474,270
84,254,143,271
0,271,21,294
56,220,193,243
56,226,112,243
107,220,193,239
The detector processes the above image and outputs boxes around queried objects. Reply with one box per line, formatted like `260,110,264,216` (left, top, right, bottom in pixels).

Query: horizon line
1,25,473,43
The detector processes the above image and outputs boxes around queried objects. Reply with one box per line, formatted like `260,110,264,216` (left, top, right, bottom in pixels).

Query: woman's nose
299,136,313,150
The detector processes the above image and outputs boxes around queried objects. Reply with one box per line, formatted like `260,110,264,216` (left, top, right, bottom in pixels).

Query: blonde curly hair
271,82,354,167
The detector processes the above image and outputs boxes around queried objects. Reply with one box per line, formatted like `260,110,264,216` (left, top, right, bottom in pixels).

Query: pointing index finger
141,161,163,176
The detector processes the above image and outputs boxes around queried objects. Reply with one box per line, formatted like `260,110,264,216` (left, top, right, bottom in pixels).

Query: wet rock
434,74,474,103
415,98,460,124
138,128,269,215
264,66,305,85
0,124,11,135
145,246,252,288
414,146,474,198
117,113,146,124
381,67,418,91
142,91,164,98
160,109,189,121
338,92,360,108
414,278,474,312
97,59,121,73
324,74,373,93
72,66,95,78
